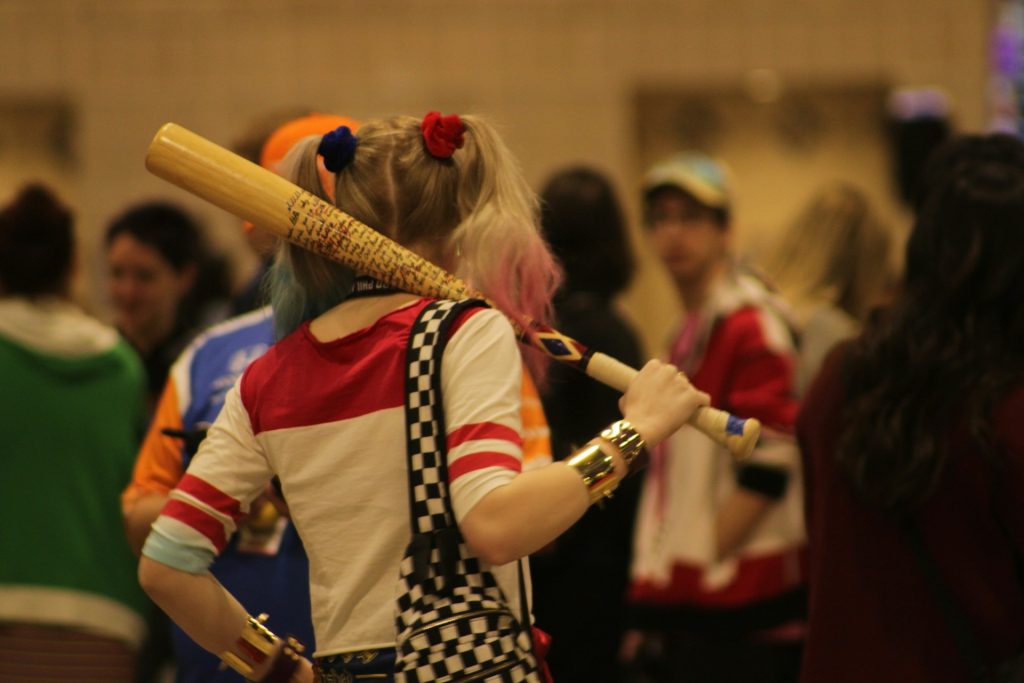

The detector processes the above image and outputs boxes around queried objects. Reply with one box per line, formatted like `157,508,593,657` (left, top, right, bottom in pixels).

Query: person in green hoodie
0,184,149,681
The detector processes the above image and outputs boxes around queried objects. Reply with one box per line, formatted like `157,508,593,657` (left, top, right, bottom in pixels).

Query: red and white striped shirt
145,299,528,656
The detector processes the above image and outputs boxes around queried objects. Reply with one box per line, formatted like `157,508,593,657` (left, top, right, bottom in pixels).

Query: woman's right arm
138,382,312,681
138,557,313,683
459,359,708,565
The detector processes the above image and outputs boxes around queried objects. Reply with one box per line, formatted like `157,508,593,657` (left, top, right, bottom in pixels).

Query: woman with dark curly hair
798,133,1024,683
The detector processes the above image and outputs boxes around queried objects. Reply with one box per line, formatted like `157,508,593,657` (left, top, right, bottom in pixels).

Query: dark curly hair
837,133,1024,511
0,184,74,296
105,201,232,330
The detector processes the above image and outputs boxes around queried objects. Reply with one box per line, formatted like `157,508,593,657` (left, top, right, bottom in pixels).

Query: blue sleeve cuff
141,526,216,575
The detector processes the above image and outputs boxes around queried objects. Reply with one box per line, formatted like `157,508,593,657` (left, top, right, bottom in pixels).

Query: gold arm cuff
219,613,278,678
566,442,620,504
599,420,647,470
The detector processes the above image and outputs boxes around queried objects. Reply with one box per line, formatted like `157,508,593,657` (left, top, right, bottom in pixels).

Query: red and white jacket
628,265,806,631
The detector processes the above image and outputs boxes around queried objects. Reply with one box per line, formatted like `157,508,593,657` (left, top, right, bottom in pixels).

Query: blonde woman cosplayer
138,112,707,683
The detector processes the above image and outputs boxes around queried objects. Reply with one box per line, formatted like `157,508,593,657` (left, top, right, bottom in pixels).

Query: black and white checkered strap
403,298,488,535
396,299,541,682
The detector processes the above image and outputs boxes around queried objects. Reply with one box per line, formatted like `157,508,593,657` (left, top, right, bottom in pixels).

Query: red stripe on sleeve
448,452,522,482
447,422,523,450
177,474,243,522
161,498,228,551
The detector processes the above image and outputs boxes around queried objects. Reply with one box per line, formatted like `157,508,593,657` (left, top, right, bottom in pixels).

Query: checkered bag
395,299,541,683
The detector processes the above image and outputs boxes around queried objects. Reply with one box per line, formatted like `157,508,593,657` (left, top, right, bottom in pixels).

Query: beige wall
0,0,991,355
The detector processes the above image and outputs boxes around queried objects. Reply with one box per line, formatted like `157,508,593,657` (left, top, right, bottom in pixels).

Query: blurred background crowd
2,1,1023,682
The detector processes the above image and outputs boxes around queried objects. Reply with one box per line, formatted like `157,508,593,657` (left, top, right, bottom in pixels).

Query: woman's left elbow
474,541,521,567
459,516,522,566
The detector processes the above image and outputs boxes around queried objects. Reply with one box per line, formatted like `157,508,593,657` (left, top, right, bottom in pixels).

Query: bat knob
691,407,761,459
725,416,761,459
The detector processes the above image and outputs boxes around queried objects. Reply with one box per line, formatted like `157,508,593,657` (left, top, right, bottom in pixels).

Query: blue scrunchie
317,125,358,173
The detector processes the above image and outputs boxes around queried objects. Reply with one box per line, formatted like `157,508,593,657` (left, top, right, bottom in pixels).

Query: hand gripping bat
145,123,761,458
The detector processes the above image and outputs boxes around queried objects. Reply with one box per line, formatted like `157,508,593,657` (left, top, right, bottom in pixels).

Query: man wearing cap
624,153,805,682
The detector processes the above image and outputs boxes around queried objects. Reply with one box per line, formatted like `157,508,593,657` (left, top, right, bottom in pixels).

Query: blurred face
645,187,728,288
106,233,194,346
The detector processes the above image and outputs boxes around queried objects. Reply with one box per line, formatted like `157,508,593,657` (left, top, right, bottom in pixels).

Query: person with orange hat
121,112,356,683
229,112,363,317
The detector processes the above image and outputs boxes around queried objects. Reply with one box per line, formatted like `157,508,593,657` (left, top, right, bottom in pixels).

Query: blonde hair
270,115,561,378
766,183,893,324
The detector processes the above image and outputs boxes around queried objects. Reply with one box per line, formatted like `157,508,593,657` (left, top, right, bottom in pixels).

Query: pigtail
448,116,562,382
267,114,562,385
269,136,355,339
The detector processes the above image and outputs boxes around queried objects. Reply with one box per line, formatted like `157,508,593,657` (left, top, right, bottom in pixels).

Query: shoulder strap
402,299,487,534
899,514,994,682
402,298,539,656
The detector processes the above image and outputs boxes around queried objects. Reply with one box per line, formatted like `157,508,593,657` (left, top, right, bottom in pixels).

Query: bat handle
585,352,761,459
688,405,761,460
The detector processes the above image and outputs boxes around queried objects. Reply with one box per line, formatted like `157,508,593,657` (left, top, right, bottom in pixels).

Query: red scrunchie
421,111,465,159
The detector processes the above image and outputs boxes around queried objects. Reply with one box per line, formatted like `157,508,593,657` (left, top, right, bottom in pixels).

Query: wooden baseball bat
145,123,760,458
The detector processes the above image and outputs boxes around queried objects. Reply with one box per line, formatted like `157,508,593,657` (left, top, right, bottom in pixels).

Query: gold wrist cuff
220,613,278,679
599,420,647,470
566,442,620,504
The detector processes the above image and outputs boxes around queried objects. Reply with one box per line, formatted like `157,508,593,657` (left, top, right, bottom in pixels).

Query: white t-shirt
145,299,529,656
